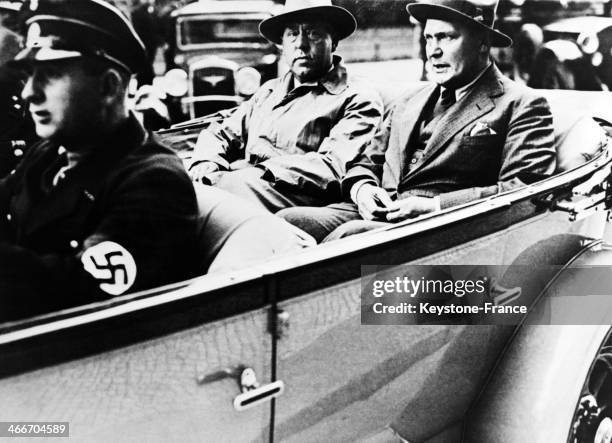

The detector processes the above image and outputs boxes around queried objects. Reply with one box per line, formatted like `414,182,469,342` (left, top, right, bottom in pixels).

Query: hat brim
10,46,133,74
9,47,83,68
407,3,512,47
0,2,20,12
259,6,356,44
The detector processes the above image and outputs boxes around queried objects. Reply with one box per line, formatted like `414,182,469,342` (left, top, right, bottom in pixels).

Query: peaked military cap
13,0,147,74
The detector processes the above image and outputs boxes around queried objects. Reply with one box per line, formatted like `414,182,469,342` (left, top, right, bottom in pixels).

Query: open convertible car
1,88,612,442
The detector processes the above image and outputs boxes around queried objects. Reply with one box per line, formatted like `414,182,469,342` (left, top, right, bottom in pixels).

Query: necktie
431,87,456,121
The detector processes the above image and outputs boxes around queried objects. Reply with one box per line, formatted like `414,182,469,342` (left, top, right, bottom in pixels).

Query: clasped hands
188,158,265,183
355,183,438,222
188,144,280,183
188,161,220,182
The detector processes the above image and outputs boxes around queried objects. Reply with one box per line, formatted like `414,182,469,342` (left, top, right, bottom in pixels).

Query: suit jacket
0,115,199,321
343,65,556,209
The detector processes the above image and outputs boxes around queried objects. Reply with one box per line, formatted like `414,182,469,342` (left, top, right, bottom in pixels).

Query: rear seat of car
194,184,314,273
191,88,612,273
374,82,612,173
538,90,611,173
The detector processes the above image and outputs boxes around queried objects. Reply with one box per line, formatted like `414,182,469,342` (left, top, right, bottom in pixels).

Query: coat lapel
22,116,146,236
22,158,109,236
392,84,438,181
402,65,505,181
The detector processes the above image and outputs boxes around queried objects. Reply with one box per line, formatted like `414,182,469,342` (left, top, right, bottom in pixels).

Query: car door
0,277,276,443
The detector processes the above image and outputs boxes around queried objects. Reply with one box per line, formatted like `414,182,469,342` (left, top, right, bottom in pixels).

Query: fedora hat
259,0,356,45
407,0,512,47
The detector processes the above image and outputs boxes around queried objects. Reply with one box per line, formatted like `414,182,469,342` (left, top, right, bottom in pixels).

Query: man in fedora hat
279,0,556,241
0,0,200,321
187,0,383,213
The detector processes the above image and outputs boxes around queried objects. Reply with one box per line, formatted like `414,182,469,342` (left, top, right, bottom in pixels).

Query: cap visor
12,46,83,65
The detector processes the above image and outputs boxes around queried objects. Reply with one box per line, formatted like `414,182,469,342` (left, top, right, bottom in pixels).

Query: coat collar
401,64,505,182
278,54,348,97
21,114,146,236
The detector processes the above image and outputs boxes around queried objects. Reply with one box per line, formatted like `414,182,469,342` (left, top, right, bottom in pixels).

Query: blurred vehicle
0,0,36,177
162,0,280,121
508,16,612,90
528,17,612,90
494,0,612,77
2,88,612,442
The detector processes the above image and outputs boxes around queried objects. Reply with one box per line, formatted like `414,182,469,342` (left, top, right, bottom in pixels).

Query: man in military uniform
0,0,200,321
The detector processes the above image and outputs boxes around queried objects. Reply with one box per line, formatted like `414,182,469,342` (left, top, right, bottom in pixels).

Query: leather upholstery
538,90,612,172
194,184,313,273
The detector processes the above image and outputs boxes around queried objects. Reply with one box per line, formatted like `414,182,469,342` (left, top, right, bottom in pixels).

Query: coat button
410,158,417,164
70,240,79,249
13,148,23,157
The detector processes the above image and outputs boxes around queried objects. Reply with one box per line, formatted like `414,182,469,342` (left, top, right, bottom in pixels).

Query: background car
162,0,280,121
494,0,612,78
533,16,612,89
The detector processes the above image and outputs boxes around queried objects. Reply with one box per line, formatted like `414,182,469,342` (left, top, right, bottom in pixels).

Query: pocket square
470,122,497,136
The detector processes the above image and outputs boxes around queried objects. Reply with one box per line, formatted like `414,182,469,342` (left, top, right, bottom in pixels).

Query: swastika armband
81,241,137,296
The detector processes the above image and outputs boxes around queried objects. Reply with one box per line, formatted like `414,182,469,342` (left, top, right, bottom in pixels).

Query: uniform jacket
0,115,199,321
190,56,383,202
343,65,557,209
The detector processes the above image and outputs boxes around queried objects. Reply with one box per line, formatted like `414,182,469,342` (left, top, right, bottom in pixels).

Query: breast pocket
453,134,503,177
461,134,502,147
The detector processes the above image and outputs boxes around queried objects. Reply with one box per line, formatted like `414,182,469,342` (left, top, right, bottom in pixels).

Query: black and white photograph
1,0,612,441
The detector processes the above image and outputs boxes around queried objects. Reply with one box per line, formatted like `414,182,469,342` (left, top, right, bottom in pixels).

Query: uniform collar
49,112,146,187
61,112,146,159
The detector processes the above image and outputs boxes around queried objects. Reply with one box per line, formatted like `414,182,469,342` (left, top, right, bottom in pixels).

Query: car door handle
233,379,285,412
197,366,284,411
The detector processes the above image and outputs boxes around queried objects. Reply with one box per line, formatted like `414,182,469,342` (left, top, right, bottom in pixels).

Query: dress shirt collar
284,55,349,96
443,60,492,102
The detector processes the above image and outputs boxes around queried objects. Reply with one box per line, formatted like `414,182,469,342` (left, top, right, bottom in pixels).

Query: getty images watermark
360,265,612,325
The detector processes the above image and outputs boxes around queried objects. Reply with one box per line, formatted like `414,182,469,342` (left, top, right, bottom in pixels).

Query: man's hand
355,184,394,221
385,196,438,222
188,161,220,182
230,159,251,170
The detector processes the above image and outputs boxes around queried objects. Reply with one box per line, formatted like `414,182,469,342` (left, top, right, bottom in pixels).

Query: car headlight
592,51,603,67
236,67,261,96
578,32,599,55
162,69,189,97
261,54,278,65
173,54,185,66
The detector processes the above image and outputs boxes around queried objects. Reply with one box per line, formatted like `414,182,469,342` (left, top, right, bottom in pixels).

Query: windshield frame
176,14,272,50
